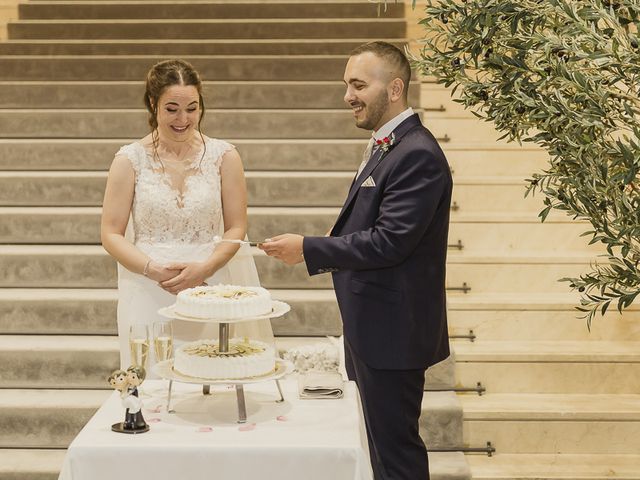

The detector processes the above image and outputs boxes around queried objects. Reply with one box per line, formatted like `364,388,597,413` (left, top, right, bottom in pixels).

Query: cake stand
154,300,291,423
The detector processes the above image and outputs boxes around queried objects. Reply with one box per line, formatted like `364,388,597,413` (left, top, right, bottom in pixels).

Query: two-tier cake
171,284,275,379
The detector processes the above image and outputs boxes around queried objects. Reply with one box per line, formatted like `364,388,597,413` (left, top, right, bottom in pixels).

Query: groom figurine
260,41,452,480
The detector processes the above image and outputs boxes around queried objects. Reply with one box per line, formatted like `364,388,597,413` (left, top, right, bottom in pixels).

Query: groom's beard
355,90,389,131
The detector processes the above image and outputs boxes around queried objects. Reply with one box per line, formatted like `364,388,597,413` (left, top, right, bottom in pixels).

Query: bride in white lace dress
101,59,272,374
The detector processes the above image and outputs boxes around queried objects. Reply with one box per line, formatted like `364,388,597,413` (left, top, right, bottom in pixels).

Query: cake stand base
166,381,284,423
153,359,292,423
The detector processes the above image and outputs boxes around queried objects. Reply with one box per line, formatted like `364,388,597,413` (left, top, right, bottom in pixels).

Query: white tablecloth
59,379,373,480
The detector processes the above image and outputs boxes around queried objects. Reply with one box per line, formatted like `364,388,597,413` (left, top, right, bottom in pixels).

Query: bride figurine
101,59,273,376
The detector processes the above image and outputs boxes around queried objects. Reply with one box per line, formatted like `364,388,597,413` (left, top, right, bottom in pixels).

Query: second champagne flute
153,320,173,363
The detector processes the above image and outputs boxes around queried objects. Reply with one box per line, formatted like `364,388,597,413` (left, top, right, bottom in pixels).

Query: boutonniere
375,133,396,155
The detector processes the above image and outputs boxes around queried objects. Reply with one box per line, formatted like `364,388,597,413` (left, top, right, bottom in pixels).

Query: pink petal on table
197,426,213,433
147,406,162,413
238,423,256,432
276,415,288,422
147,418,161,423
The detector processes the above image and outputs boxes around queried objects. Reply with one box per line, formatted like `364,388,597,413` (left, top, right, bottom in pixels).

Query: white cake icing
173,338,276,379
175,284,272,319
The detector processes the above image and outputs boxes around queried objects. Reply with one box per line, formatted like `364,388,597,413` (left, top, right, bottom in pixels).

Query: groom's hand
259,234,305,265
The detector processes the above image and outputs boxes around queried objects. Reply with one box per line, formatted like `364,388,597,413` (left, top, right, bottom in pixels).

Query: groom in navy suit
260,41,452,480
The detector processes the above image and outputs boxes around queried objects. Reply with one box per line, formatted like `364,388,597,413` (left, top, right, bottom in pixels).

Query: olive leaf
398,0,640,329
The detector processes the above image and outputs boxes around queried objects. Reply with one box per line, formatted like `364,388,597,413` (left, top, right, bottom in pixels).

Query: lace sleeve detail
115,142,146,175
206,138,236,171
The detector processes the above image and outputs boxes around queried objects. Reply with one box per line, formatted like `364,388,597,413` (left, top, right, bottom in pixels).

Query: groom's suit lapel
332,114,423,232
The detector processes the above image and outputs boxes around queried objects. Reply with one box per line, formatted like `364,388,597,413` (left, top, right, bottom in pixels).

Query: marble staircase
2,1,639,478
430,72,640,479
0,1,471,479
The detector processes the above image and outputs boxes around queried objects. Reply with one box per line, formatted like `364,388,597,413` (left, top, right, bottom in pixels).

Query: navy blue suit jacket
303,114,452,370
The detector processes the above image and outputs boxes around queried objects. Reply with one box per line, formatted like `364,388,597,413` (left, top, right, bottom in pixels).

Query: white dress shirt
357,107,415,177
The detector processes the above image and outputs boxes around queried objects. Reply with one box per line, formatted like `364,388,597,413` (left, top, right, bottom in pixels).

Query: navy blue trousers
344,338,429,480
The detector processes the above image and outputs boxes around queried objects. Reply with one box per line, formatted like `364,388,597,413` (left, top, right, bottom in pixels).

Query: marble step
455,340,640,393
0,244,327,289
0,449,66,480
18,1,403,20
444,144,548,178
0,110,491,144
0,245,597,292
0,288,342,336
0,171,358,207
0,173,543,214
0,139,547,173
446,253,594,294
461,393,640,454
421,84,488,119
0,80,420,109
0,139,366,171
0,38,405,56
0,56,353,81
468,453,640,480
449,292,640,342
0,449,470,480
445,213,597,253
0,335,182,388
0,206,338,244
421,391,464,449
0,172,109,207
7,19,405,40
0,208,598,256
431,452,472,480
0,336,119,389
450,177,544,215
0,389,110,448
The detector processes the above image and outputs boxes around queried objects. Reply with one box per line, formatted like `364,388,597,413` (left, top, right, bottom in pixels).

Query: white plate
158,300,290,323
152,358,293,385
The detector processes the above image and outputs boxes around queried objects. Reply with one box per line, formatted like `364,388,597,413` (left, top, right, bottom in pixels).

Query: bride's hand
159,262,211,295
146,261,183,283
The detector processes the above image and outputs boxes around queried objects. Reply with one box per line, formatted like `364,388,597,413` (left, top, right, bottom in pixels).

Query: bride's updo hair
144,59,205,132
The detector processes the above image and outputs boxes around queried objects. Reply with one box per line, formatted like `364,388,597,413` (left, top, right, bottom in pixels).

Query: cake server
213,236,263,247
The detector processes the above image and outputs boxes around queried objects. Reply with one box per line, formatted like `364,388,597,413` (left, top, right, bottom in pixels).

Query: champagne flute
129,324,150,397
153,320,173,363
153,320,174,401
129,324,150,370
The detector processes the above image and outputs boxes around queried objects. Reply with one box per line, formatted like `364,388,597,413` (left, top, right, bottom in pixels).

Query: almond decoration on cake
192,288,256,299
174,338,275,380
174,284,272,319
182,342,265,358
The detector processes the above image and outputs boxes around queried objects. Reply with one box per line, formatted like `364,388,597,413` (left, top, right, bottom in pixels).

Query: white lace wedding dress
115,137,273,376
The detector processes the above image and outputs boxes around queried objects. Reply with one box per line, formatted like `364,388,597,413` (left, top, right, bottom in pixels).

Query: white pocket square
361,176,376,188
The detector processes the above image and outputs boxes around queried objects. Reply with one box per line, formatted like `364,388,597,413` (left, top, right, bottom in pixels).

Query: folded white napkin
298,371,344,399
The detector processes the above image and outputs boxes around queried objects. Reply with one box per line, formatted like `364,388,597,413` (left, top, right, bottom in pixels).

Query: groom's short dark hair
350,41,411,100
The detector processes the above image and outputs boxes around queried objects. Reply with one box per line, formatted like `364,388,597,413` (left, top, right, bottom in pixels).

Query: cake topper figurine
108,366,150,434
